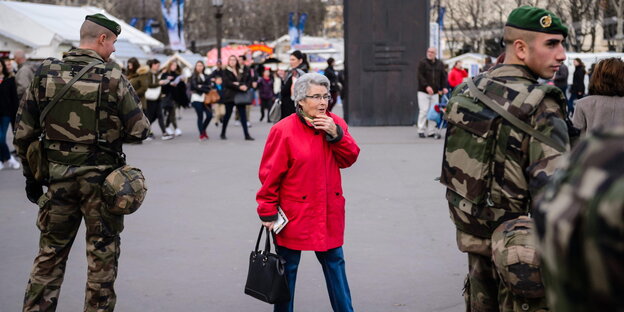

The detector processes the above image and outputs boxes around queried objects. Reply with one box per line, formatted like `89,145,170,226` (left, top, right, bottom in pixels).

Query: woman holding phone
256,73,360,312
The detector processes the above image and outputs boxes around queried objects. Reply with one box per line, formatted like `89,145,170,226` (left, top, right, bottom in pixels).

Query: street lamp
212,0,224,64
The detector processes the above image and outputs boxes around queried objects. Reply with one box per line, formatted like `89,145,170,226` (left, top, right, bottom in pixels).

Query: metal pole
216,7,223,62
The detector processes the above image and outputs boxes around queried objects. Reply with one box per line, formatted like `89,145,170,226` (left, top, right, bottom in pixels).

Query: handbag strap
254,225,278,254
466,78,566,153
39,60,101,125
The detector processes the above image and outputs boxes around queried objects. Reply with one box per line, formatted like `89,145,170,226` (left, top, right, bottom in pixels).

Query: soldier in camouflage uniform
13,14,149,312
533,126,624,312
440,6,571,312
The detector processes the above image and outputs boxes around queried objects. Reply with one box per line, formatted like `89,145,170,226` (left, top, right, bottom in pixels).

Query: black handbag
244,226,291,304
234,89,254,105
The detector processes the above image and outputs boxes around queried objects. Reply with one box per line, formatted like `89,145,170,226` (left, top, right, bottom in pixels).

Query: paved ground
0,105,465,312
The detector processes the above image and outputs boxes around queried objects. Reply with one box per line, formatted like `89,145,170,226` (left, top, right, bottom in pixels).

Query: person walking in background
189,60,213,141
220,55,254,141
0,58,20,170
572,58,624,136
324,57,340,112
160,61,183,137
553,62,569,100
144,59,172,141
257,73,360,312
417,47,447,138
127,57,149,111
257,68,275,122
212,75,226,127
280,50,308,120
13,14,150,311
447,60,468,92
569,58,586,116
481,56,494,72
14,50,39,104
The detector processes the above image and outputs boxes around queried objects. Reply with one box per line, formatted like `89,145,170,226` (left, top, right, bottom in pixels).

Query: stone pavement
0,105,465,312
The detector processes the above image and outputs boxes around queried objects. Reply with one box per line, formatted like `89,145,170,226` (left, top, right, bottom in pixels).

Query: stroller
426,94,448,140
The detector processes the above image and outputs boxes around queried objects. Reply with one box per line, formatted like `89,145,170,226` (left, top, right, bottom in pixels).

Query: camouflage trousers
23,163,124,312
458,229,548,312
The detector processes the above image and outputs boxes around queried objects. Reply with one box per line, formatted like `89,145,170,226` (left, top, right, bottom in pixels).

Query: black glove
25,178,44,204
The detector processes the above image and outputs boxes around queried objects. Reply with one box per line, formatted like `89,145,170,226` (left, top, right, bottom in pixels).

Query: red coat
256,113,360,251
448,67,468,88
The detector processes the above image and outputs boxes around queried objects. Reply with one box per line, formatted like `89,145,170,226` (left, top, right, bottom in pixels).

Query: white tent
0,0,164,60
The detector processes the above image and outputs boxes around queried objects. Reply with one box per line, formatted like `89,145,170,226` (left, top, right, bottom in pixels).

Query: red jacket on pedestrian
448,67,468,88
256,112,360,251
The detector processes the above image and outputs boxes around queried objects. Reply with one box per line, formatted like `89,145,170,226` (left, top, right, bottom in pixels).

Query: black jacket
553,64,569,89
571,66,586,95
221,67,251,104
280,64,308,120
0,76,18,124
190,73,211,95
417,58,447,93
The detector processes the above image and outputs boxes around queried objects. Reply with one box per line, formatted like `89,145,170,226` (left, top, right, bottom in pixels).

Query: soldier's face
524,33,566,79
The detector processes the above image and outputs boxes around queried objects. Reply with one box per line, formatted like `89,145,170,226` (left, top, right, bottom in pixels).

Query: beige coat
572,95,624,135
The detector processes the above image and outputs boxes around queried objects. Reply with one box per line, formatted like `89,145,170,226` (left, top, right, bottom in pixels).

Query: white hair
293,73,330,103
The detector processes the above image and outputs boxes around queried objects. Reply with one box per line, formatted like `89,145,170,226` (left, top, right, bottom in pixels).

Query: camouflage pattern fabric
14,49,150,174
534,126,624,312
442,64,570,312
492,216,547,311
23,164,123,312
441,64,570,238
13,48,150,312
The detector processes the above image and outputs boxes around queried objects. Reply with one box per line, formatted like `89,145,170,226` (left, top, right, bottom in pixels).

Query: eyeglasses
305,94,332,102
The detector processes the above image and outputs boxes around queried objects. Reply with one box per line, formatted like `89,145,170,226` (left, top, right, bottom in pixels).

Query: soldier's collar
63,48,106,63
489,64,539,82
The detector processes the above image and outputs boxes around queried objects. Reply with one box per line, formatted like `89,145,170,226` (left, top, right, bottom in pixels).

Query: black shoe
245,136,255,141
427,134,435,138
419,133,426,138
220,134,227,140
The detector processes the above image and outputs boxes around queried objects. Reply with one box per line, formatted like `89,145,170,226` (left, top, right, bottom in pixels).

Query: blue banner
161,0,186,50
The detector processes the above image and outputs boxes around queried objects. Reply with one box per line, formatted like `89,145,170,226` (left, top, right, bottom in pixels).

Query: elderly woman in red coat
256,72,360,312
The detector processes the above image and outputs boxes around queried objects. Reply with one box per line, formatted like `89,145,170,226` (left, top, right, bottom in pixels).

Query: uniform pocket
36,194,51,232
100,205,124,236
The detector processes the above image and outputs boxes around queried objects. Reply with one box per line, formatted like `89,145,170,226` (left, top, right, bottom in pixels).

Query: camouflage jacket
13,49,150,177
441,64,570,238
533,126,624,311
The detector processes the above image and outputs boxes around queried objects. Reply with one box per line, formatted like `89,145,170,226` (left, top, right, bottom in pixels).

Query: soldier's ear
97,33,108,46
513,39,528,61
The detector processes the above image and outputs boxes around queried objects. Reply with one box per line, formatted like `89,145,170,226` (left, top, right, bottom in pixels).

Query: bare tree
612,0,624,51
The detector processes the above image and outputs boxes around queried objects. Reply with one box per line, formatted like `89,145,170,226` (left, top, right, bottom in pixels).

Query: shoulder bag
234,88,254,105
244,226,291,304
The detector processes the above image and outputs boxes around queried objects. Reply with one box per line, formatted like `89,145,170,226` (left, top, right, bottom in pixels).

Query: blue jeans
191,101,213,134
0,116,11,162
274,246,354,312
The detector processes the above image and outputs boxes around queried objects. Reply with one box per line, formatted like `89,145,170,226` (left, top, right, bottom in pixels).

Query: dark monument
344,1,430,126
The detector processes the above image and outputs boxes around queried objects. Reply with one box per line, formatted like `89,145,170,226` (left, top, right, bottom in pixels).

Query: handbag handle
254,225,278,255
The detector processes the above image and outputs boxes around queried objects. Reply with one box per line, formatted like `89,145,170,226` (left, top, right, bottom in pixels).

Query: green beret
506,6,568,38
85,13,121,37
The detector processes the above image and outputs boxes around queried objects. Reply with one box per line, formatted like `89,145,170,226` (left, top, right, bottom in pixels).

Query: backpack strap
466,78,566,153
39,60,101,125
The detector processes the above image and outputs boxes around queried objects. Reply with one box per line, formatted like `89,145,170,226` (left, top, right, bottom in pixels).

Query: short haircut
80,19,115,44
503,26,536,51
147,59,160,66
293,73,330,103
588,58,624,97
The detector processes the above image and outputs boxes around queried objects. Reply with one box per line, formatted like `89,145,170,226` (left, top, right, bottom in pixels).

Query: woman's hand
313,115,338,138
240,85,248,92
262,221,275,231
